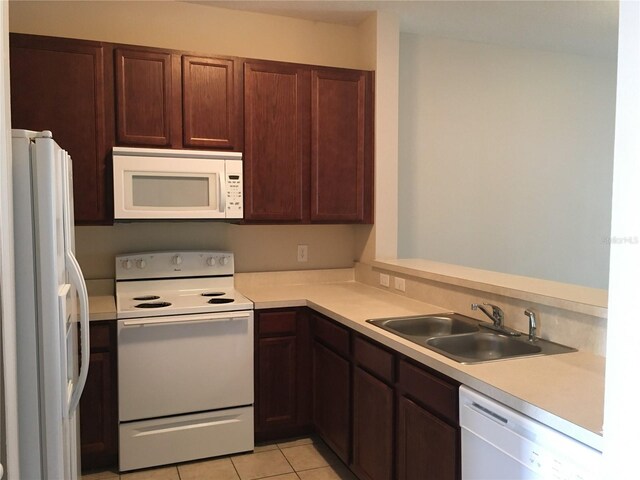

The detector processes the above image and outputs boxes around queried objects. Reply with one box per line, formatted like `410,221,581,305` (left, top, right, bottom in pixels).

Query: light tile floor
82,436,357,480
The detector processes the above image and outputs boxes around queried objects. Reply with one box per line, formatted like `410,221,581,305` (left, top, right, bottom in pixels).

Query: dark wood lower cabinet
312,340,351,463
397,395,458,480
80,321,118,471
76,308,460,478
352,367,394,480
255,309,312,442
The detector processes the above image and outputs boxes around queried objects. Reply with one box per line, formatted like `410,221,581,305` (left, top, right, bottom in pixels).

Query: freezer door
13,130,88,480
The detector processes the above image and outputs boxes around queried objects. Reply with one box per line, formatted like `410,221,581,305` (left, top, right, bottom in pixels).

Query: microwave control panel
225,160,243,218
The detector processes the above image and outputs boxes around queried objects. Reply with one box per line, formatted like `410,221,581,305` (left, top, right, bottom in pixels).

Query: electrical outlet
297,244,308,262
394,277,406,292
379,273,390,287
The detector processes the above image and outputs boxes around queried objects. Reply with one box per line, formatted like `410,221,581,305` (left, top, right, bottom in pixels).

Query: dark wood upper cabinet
182,55,240,149
115,48,173,146
244,61,311,222
311,68,373,223
9,33,112,224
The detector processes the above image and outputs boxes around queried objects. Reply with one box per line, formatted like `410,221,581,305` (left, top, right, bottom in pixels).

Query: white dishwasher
459,386,601,480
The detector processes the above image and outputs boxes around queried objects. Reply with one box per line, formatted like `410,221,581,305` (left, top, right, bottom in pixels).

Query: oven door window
131,174,213,208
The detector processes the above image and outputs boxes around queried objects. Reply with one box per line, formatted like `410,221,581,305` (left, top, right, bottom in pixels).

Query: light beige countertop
239,280,605,452
89,295,117,321
87,278,604,451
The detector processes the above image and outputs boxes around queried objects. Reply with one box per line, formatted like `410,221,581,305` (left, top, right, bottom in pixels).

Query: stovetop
115,251,253,319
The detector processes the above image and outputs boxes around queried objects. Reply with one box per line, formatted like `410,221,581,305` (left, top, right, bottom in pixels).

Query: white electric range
115,251,254,472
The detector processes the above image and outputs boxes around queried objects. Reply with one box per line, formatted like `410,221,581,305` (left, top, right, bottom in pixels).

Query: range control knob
207,257,217,267
172,255,183,266
137,259,146,269
123,259,133,270
219,256,230,266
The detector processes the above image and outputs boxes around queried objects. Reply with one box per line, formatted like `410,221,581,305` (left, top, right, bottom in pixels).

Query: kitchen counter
89,295,117,321
238,280,605,452
87,277,605,451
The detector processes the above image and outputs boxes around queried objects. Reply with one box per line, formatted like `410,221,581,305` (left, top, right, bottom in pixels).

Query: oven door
113,153,226,219
118,311,253,422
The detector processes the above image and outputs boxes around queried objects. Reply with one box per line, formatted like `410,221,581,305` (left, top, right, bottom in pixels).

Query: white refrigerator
12,129,90,480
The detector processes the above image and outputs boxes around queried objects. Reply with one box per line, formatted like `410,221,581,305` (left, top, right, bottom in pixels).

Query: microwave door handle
218,172,226,214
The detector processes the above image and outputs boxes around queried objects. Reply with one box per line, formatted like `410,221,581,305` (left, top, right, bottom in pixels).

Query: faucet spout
471,303,504,327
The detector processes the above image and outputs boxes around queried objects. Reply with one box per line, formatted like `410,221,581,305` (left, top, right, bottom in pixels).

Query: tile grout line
229,453,243,480
276,442,300,479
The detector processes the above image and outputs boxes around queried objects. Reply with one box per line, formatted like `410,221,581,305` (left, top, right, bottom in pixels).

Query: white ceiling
188,0,619,58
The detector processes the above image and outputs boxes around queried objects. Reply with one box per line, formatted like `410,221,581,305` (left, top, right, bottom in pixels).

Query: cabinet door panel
258,336,297,428
311,68,372,222
80,322,118,471
9,34,110,223
313,341,350,463
182,56,239,149
352,368,394,480
244,62,310,221
397,395,457,480
115,48,172,146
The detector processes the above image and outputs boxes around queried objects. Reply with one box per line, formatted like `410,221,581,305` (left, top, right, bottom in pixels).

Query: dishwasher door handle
467,401,509,426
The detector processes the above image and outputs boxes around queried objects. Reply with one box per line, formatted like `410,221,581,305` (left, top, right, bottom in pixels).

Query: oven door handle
121,312,251,327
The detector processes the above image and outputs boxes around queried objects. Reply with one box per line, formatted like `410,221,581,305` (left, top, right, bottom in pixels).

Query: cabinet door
255,309,312,442
312,340,350,463
310,68,373,223
9,34,111,224
80,322,118,471
397,395,457,480
182,55,240,150
244,61,311,221
352,367,394,480
258,335,297,428
115,48,174,146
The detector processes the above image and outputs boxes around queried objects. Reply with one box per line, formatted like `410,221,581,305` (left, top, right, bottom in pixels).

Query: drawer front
258,310,297,337
353,335,394,384
119,406,253,471
398,359,458,424
312,313,350,357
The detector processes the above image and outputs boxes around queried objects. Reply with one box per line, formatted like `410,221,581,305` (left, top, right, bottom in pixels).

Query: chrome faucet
471,303,504,327
524,309,537,342
471,303,521,336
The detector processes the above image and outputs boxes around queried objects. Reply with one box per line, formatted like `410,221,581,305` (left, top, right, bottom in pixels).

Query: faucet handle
484,303,503,317
471,302,504,326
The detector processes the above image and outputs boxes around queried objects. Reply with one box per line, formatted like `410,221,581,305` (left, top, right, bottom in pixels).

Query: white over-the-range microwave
113,147,243,220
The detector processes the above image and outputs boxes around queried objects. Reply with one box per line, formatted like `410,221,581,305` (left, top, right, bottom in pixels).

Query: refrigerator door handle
66,250,90,415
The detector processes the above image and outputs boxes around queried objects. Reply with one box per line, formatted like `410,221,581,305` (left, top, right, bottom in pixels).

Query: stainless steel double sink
366,313,576,364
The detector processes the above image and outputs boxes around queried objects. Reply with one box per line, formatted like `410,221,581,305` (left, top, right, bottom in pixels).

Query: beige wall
9,0,378,279
75,224,358,279
9,0,369,69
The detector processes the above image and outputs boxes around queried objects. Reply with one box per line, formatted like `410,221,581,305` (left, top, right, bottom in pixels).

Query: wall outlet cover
380,273,390,287
394,277,406,292
297,244,308,262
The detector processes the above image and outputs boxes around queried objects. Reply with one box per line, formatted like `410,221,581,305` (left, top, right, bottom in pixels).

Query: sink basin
366,313,577,364
425,332,542,363
369,314,480,338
